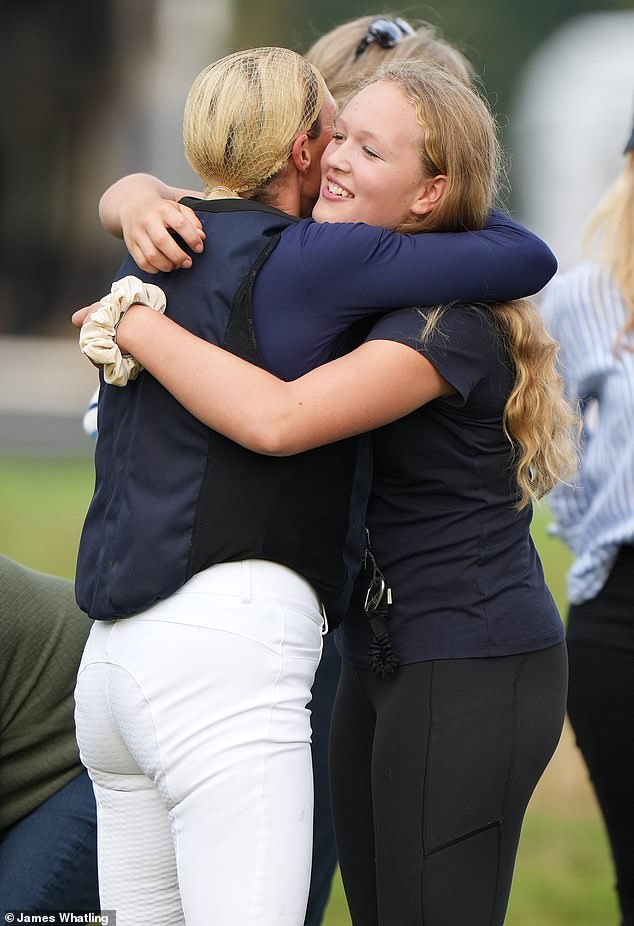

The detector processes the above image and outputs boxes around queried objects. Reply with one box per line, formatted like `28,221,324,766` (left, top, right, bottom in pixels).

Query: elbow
501,245,558,301
236,416,301,457
539,247,558,289
528,244,558,294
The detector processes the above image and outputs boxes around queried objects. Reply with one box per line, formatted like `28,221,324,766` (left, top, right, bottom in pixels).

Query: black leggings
329,642,568,926
567,546,634,926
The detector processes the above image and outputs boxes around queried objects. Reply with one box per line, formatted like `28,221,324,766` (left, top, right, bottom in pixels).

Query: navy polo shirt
336,305,564,665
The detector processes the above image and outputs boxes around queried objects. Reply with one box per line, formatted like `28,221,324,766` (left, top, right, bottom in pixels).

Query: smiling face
312,80,444,229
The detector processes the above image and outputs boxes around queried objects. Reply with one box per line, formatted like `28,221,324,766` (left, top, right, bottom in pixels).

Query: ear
290,133,311,176
410,174,447,216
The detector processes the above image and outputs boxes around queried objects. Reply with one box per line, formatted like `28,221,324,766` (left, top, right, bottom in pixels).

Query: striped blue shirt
541,261,634,604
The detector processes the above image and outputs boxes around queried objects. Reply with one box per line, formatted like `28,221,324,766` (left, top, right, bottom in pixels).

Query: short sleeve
366,305,497,405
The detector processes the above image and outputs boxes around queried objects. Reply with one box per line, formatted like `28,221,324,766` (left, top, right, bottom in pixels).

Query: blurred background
1,1,633,922
2,0,633,451
2,0,633,341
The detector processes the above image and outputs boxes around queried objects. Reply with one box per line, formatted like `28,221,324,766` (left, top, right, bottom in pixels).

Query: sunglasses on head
354,17,416,62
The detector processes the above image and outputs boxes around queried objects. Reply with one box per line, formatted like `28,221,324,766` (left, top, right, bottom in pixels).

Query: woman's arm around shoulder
298,209,557,312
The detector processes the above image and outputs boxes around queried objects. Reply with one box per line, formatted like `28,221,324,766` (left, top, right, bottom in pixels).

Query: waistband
175,560,323,621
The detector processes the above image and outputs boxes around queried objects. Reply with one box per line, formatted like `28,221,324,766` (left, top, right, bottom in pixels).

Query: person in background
87,17,529,925
0,556,99,916
306,13,471,106
541,112,634,926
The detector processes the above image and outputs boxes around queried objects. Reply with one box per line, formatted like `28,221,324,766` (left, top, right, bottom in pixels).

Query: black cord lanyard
363,530,399,677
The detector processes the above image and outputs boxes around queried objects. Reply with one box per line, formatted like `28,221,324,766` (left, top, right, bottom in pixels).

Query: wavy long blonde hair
582,151,634,352
419,301,578,508
485,303,578,507
372,60,578,507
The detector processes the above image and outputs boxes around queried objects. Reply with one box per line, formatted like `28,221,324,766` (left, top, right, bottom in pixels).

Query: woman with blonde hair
79,56,574,925
541,113,634,926
75,45,342,926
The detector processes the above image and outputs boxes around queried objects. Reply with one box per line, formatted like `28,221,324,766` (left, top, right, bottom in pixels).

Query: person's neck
269,185,301,218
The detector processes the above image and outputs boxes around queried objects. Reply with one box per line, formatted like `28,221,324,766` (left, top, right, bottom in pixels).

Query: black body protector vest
75,199,370,627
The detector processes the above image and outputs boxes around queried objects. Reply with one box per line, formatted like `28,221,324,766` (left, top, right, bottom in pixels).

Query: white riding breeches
75,560,324,926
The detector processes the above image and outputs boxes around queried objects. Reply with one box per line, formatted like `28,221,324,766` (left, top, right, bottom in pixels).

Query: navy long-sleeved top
253,210,556,380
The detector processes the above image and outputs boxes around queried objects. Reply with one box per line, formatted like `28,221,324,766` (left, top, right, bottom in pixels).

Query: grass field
0,455,620,925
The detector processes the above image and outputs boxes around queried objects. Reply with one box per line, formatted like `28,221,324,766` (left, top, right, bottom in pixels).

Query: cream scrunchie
79,275,167,386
